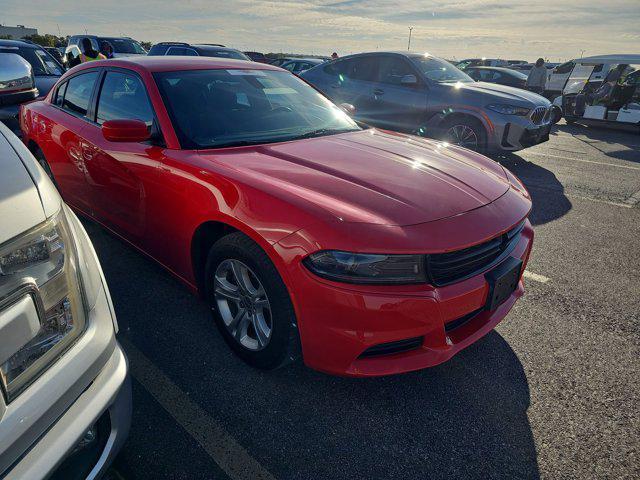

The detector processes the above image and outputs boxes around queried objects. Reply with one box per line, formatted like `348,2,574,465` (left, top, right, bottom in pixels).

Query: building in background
0,24,38,39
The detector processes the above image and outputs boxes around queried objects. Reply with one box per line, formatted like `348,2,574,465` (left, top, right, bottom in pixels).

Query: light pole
408,26,413,51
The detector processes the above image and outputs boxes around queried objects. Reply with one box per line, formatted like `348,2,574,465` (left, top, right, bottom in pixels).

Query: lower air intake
359,336,423,358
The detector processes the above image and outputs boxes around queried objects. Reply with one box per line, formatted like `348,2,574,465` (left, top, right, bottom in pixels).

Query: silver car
301,51,552,151
0,120,130,478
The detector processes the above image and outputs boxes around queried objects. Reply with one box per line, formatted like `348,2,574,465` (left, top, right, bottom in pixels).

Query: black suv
148,42,250,61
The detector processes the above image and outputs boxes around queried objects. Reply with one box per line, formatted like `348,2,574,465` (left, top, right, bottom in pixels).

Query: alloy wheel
213,259,272,351
444,124,479,149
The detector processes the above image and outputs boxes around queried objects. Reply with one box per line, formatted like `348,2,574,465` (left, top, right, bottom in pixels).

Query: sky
2,0,638,61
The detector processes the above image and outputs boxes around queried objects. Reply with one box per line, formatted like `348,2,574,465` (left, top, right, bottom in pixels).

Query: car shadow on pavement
83,220,540,480
489,152,572,226
553,123,640,164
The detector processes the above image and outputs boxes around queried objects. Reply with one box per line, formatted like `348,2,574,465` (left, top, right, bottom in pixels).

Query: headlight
303,250,426,284
486,104,530,116
0,208,88,402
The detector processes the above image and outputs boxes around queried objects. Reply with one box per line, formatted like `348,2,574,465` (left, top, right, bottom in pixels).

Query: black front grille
530,106,548,125
359,336,423,358
427,221,525,286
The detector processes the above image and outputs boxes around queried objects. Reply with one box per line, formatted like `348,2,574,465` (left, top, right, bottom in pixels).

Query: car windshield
154,68,362,149
202,49,249,60
411,55,473,83
100,38,146,54
0,46,63,76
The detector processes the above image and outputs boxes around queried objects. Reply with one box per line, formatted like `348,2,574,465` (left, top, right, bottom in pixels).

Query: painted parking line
624,189,640,206
523,270,550,284
522,151,640,171
120,338,276,480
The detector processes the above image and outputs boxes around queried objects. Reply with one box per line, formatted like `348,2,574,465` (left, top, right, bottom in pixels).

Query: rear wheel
204,232,300,369
439,117,487,152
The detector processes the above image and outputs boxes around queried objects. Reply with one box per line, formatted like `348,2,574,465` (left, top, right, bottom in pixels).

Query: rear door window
62,71,99,117
348,57,377,81
376,56,417,85
96,71,154,126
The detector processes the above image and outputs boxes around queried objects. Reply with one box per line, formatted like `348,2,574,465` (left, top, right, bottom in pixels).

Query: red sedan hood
200,129,510,226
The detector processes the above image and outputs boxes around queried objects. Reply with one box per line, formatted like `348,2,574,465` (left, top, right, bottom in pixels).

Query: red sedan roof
69,56,281,74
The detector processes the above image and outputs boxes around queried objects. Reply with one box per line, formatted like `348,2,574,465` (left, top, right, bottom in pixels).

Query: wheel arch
190,217,294,298
26,138,41,155
430,109,492,136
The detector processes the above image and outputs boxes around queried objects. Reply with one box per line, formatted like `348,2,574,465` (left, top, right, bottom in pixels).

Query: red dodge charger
20,57,533,376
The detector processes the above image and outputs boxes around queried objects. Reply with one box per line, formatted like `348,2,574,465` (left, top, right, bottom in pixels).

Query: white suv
0,122,130,479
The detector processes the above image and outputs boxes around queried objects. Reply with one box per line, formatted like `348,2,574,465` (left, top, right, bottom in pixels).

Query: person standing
331,52,338,60
79,38,106,63
526,57,547,94
100,41,114,59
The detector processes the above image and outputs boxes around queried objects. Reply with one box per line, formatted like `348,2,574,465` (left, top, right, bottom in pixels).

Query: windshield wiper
203,139,270,149
286,128,359,141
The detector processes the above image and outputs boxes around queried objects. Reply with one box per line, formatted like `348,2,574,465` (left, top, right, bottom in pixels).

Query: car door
367,54,428,132
38,70,100,213
547,61,575,92
78,68,161,240
331,56,379,124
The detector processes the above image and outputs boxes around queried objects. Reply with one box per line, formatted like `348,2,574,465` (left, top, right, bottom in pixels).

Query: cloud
2,0,638,60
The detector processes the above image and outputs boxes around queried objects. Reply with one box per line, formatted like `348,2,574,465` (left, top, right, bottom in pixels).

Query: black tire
204,232,300,369
438,116,487,152
33,147,59,189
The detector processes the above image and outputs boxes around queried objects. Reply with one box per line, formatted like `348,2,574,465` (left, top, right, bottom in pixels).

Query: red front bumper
275,221,533,377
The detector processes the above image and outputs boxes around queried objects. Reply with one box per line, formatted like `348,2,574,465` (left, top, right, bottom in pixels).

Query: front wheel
204,232,300,369
439,117,487,152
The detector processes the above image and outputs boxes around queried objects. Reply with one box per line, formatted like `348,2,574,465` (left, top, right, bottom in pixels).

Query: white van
552,54,640,128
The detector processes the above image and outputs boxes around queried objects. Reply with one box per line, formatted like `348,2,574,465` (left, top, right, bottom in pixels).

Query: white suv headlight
0,208,89,402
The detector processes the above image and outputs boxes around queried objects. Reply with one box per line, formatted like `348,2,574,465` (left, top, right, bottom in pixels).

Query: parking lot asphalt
90,121,640,480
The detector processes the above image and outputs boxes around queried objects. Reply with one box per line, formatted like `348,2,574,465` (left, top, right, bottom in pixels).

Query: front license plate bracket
485,257,523,311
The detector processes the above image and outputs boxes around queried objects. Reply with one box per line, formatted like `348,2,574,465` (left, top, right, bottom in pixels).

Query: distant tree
23,33,66,47
140,41,153,50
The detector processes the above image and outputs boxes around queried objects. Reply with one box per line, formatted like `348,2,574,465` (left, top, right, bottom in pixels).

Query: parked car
508,63,534,72
0,121,130,478
20,56,533,376
44,46,65,65
243,51,268,63
0,41,64,134
148,42,250,60
302,52,553,152
465,66,528,89
269,57,296,67
456,58,509,70
279,57,324,75
551,55,640,128
64,35,146,67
